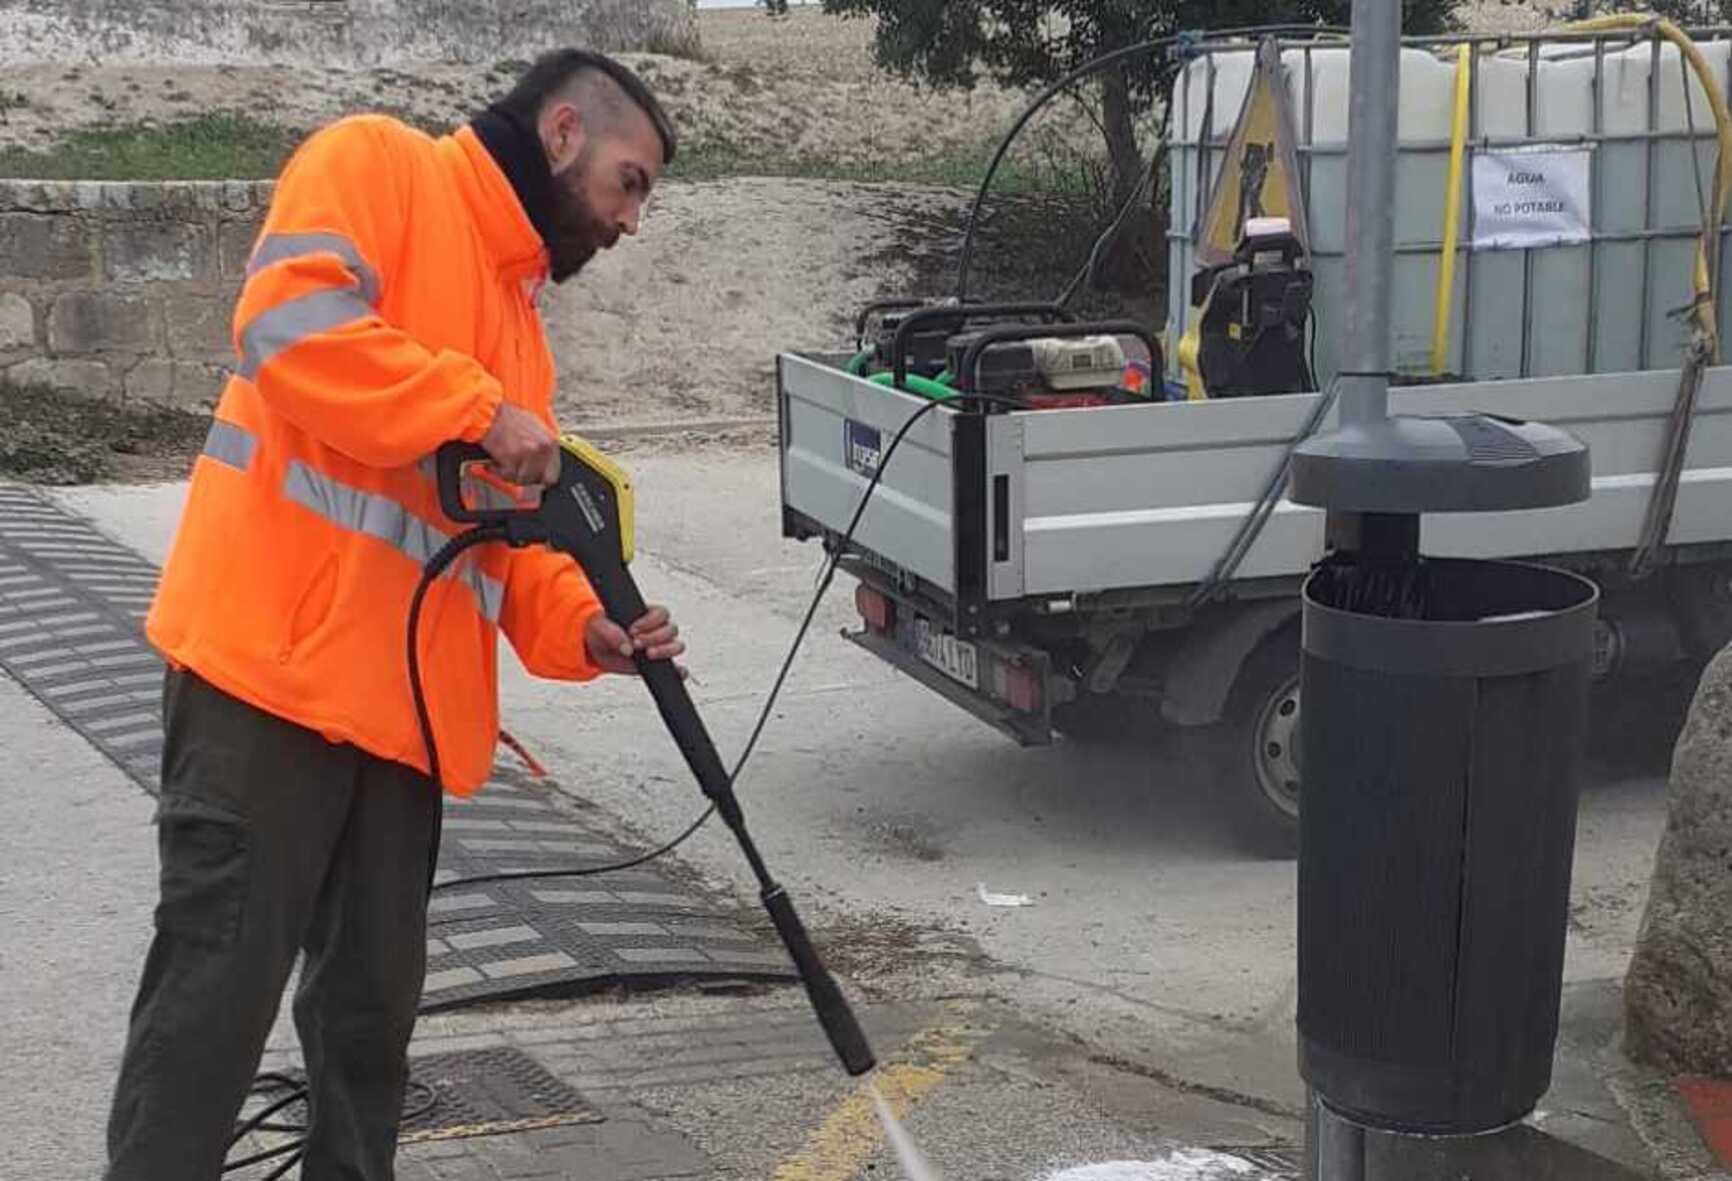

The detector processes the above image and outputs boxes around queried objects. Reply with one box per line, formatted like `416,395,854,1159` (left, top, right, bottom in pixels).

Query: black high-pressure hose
954,23,1351,304
950,23,1352,605
409,525,511,798
414,394,1023,892
224,394,1021,1172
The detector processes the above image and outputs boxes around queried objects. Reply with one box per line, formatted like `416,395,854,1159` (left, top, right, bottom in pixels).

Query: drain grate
403,1045,603,1141
0,483,796,1005
249,1046,602,1145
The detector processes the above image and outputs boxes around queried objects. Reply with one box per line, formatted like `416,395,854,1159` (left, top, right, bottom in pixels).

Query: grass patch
0,381,210,484
0,114,1094,197
666,136,1097,195
0,113,299,180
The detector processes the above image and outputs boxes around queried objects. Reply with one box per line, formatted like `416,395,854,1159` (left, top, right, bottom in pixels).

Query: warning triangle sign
1196,37,1311,267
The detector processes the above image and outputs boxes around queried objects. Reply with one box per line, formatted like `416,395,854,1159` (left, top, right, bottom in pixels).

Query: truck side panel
1421,372,1732,559
782,357,1732,604
780,354,959,594
1015,395,1329,596
1012,368,1732,596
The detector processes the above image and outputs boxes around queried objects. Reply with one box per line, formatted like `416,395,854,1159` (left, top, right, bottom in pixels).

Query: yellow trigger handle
559,435,635,565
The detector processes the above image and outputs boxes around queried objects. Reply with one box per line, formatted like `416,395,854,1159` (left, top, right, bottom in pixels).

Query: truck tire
1587,665,1698,778
1209,623,1302,859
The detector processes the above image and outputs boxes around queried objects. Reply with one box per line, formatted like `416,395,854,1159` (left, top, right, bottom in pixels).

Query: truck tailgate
779,353,963,595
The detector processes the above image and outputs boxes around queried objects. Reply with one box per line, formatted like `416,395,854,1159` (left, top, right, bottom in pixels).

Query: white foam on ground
1043,1148,1265,1180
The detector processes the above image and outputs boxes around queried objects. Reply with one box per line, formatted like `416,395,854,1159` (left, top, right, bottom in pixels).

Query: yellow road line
770,1000,991,1181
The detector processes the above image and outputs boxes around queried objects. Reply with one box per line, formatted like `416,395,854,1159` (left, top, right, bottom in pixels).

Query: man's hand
481,402,561,486
585,606,686,676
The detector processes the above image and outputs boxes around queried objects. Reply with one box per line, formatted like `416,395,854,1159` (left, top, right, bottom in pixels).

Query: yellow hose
1431,43,1472,376
1564,14,1732,361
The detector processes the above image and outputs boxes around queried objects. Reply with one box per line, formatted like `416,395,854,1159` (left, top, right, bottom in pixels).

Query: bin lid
1289,412,1590,514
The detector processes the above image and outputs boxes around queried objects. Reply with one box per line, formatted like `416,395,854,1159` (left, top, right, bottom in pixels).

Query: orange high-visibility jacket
147,114,604,794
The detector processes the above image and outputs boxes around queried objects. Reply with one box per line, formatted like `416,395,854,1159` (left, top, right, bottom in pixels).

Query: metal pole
1307,2,1400,1167
1340,0,1401,425
1305,1092,1368,1181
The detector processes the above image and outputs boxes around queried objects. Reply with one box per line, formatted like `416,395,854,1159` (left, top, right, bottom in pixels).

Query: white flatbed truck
777,356,1732,852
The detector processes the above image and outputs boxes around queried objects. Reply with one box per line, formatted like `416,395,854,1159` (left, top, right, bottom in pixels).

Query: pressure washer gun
436,437,877,1078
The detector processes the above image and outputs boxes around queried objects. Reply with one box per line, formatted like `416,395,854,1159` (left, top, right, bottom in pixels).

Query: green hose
846,345,953,391
868,372,957,401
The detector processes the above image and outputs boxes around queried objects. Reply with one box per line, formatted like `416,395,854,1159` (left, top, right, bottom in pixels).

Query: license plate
915,619,979,690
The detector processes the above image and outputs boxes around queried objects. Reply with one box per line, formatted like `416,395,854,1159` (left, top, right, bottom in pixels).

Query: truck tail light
1002,664,1043,713
856,585,895,634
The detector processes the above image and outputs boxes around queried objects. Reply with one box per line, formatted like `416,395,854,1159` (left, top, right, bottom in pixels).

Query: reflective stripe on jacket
147,115,604,794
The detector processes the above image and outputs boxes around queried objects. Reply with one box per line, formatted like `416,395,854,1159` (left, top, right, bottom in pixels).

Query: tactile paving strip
0,484,168,790
425,765,795,1012
0,483,795,1006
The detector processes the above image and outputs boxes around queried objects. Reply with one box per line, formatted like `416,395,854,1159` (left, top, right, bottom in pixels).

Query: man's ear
540,101,587,172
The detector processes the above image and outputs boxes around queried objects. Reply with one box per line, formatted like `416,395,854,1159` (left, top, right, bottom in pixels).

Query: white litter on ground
1043,1147,1266,1180
977,883,1036,908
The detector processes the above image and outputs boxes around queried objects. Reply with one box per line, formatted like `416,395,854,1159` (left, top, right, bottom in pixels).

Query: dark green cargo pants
105,669,441,1180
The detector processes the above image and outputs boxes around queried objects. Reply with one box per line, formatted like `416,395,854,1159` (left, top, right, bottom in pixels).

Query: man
105,51,684,1179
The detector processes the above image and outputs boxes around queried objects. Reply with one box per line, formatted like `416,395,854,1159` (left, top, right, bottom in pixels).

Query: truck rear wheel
1210,624,1302,858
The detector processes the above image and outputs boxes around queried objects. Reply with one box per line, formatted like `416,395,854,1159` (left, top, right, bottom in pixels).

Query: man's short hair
499,49,678,165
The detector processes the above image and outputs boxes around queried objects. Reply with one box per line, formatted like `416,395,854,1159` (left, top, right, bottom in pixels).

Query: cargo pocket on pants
154,795,251,950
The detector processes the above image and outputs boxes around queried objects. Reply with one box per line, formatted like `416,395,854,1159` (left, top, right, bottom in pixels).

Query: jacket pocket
154,795,251,950
278,552,339,662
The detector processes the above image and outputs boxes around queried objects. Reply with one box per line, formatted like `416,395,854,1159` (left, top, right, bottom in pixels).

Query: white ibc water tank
1166,33,1732,387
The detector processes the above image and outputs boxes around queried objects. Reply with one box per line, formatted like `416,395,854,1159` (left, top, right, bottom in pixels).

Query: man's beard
546,164,618,284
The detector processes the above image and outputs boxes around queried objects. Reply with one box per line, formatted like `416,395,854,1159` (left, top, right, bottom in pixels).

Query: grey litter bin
1297,556,1600,1135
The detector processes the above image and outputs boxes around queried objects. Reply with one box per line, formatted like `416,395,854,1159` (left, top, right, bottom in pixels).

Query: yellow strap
1564,14,1732,361
1431,44,1472,377
1177,313,1207,401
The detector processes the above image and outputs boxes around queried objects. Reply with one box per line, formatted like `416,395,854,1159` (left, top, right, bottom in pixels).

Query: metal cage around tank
1166,24,1732,387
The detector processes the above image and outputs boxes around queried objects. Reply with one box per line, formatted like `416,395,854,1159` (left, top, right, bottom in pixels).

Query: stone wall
0,179,273,408
0,0,699,66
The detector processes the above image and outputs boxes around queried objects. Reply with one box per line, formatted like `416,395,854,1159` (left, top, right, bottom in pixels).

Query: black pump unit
873,307,960,381
1193,222,1315,398
870,302,1075,385
944,332,1041,399
947,320,1163,410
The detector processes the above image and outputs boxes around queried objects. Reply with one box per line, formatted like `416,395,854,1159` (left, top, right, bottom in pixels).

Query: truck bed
778,354,1732,619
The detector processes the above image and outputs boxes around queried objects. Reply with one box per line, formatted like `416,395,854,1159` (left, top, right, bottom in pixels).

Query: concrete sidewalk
221,977,1732,1181
253,992,1307,1181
